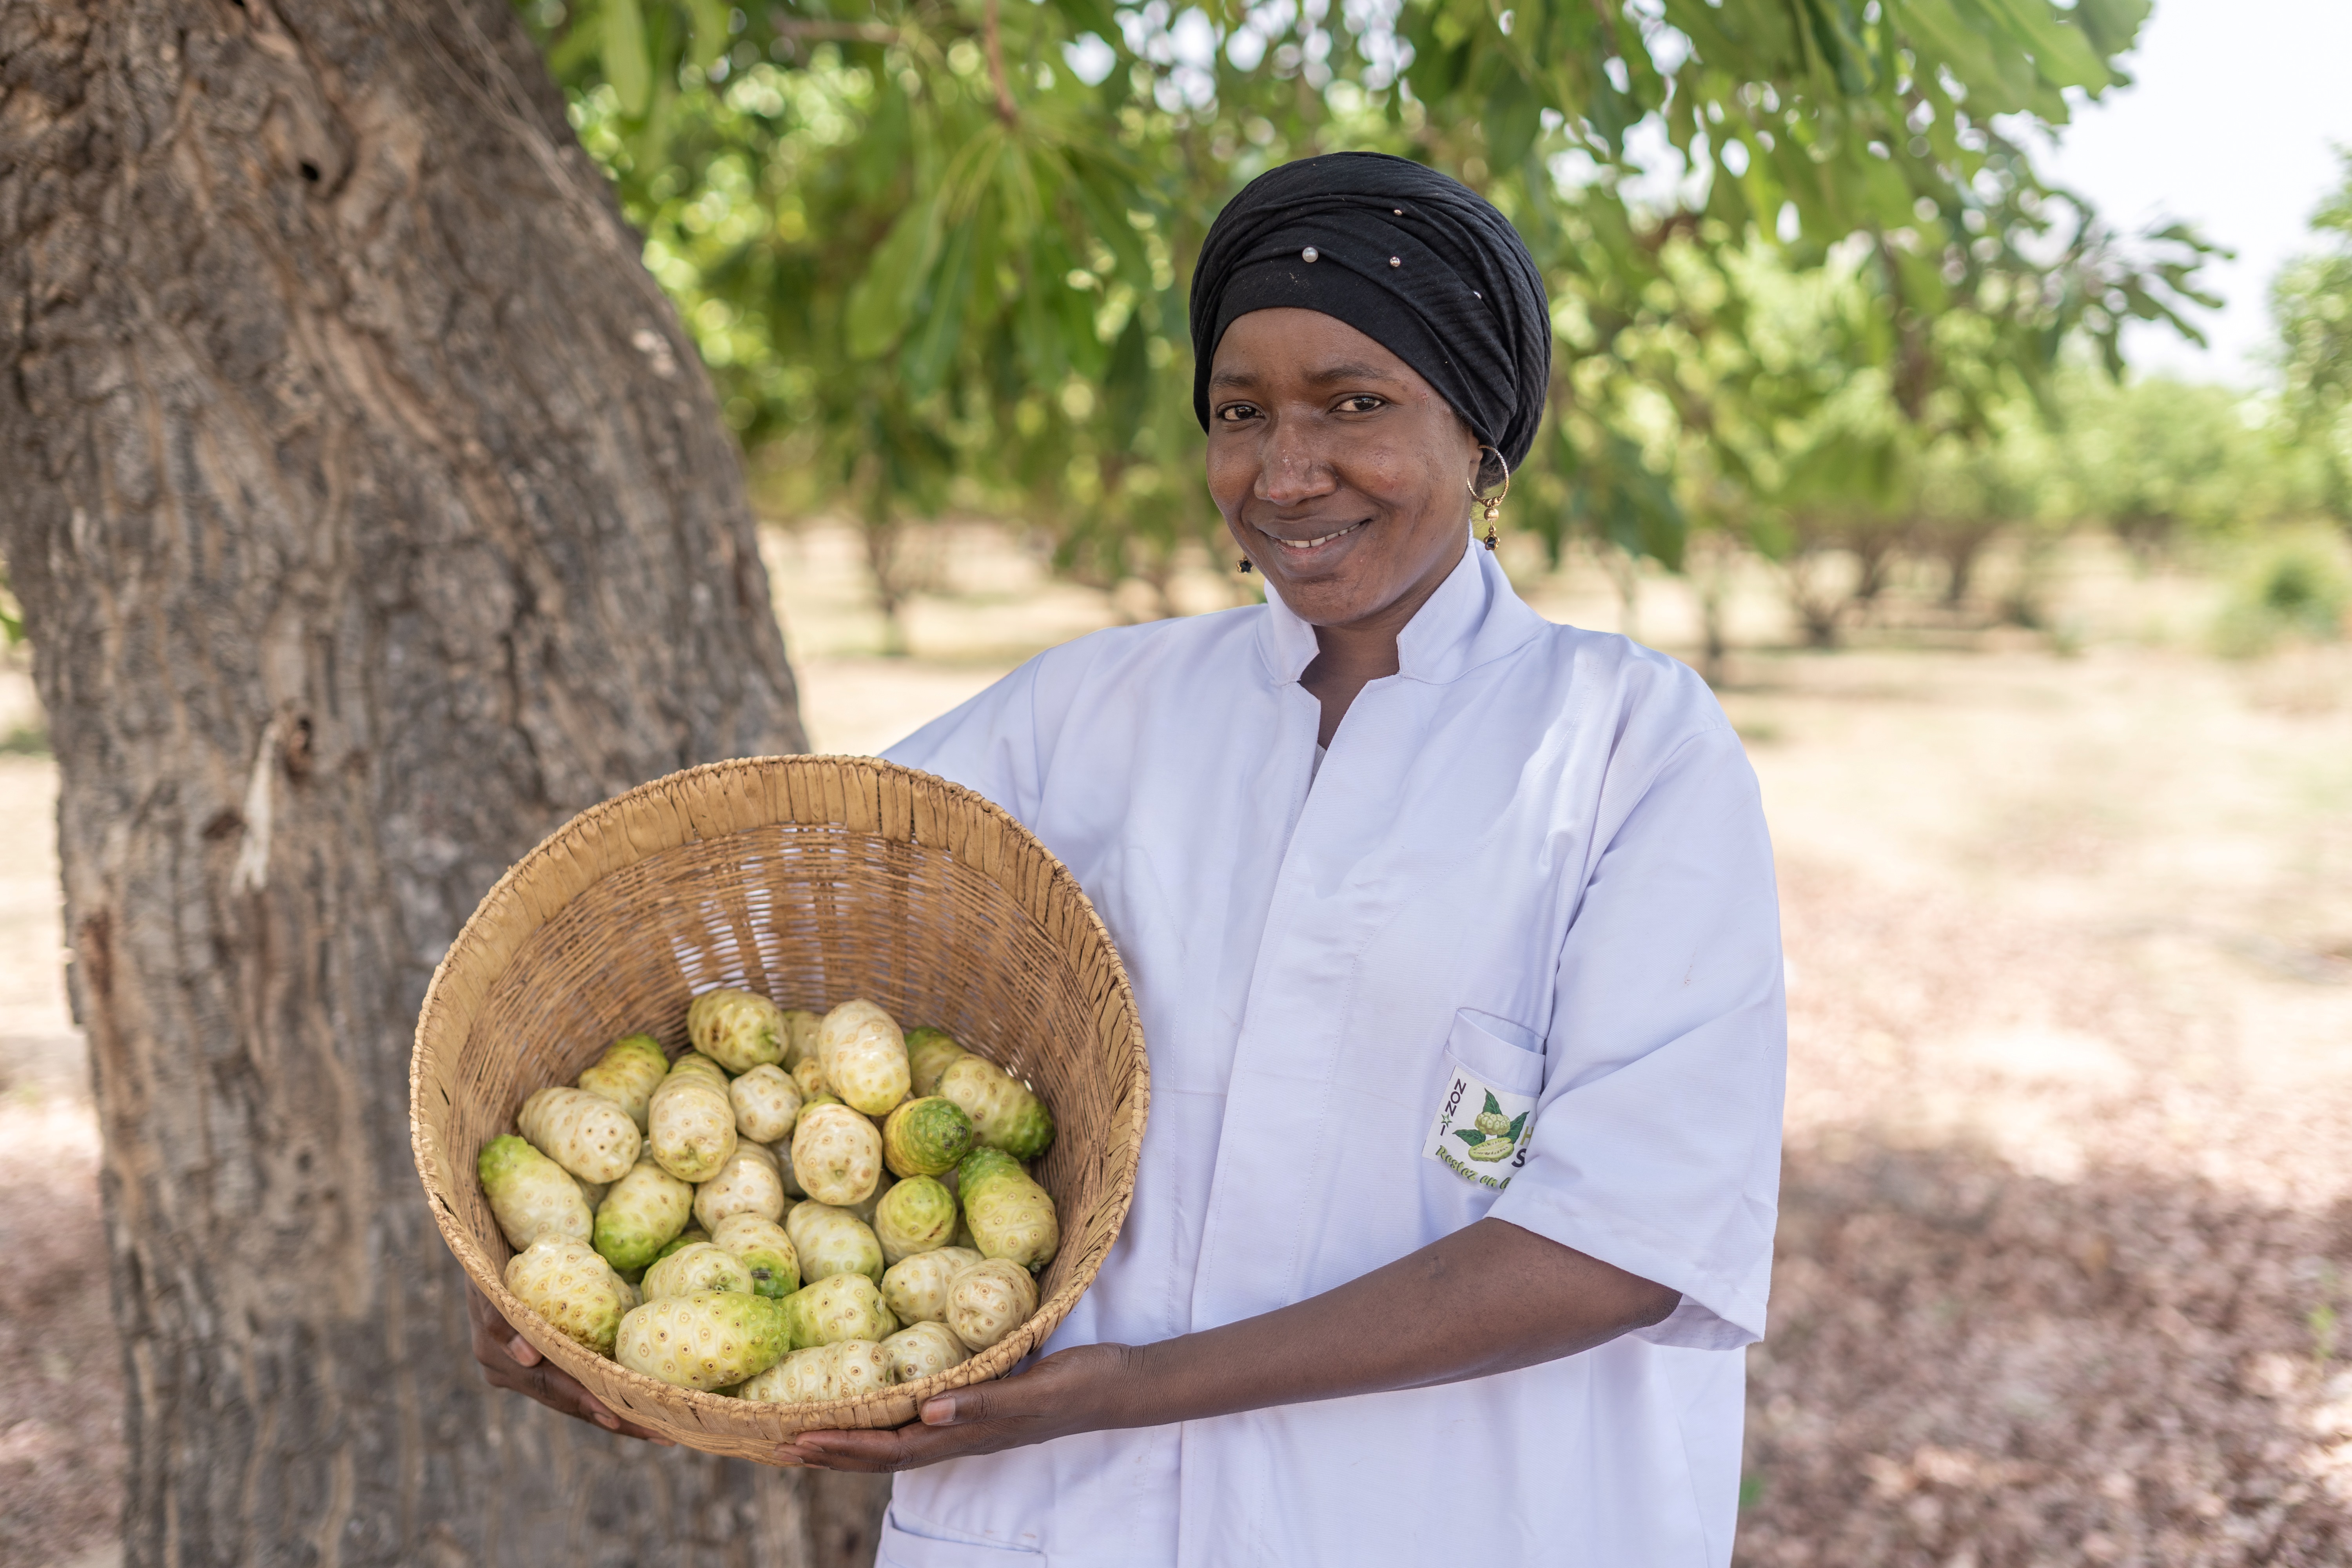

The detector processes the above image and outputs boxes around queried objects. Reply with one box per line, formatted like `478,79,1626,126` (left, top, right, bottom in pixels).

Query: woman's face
1205,308,1483,631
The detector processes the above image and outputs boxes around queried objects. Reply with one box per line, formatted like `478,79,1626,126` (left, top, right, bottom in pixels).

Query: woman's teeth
1276,522,1361,550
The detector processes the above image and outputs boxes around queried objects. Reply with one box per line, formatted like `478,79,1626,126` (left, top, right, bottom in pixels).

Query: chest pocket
1423,1009,1546,1190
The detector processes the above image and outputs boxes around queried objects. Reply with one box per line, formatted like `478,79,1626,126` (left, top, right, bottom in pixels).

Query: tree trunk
0,2,884,1563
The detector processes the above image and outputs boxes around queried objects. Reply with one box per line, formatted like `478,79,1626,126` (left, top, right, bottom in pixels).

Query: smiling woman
472,153,1789,1568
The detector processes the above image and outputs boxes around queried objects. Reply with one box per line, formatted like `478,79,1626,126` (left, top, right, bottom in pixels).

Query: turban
1188,151,1552,469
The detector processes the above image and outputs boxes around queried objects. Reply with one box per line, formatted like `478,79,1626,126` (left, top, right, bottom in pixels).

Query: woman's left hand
780,1343,1138,1472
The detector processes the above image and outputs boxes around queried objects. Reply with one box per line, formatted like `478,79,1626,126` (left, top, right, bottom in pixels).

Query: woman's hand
782,1219,1677,1473
781,1343,1137,1472
466,1281,674,1445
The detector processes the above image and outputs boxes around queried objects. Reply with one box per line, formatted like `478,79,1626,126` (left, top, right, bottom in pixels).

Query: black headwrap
1189,151,1552,469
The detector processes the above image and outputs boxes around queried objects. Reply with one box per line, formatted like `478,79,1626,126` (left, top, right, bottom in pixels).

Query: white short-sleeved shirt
876,543,1786,1568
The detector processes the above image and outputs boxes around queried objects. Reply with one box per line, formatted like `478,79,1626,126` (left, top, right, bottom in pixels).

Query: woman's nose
1254,423,1336,504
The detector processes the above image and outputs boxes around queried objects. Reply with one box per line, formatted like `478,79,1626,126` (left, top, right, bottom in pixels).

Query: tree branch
770,17,900,44
984,0,1018,125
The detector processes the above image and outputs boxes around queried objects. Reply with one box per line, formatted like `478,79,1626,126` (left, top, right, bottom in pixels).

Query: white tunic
876,544,1786,1568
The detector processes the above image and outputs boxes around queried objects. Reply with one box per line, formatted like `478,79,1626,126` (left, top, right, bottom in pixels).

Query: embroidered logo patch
1423,1068,1534,1189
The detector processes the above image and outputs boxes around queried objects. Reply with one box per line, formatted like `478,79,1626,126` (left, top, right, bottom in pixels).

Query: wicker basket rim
407,753,1149,1439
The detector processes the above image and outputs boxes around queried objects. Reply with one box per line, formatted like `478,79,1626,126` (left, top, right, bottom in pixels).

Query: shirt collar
1254,538,1546,686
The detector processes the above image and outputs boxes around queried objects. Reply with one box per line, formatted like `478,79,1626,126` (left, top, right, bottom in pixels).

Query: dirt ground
4,524,2348,1566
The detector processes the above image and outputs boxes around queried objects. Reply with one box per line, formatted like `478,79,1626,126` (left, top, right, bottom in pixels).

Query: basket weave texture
410,756,1149,1457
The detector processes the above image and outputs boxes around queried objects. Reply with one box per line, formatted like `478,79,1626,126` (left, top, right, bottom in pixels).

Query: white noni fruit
945,1257,1039,1352
517,1086,642,1184
880,1246,983,1326
504,1238,632,1357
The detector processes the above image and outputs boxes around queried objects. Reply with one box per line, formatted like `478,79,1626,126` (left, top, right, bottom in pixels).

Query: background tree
2272,151,2352,524
0,2,901,1564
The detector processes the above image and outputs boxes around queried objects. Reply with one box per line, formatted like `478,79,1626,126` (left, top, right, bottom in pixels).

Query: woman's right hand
466,1281,674,1445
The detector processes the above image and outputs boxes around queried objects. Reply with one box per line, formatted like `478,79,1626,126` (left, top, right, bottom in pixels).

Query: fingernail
920,1397,956,1425
594,1412,619,1430
651,1436,676,1447
510,1336,540,1365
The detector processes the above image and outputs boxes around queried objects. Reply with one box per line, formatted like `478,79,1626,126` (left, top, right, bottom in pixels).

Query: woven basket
410,755,1149,1458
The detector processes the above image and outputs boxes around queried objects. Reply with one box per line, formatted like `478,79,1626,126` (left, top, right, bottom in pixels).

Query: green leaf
1484,69,1541,171
1506,1112,1528,1142
1454,1129,1488,1148
901,213,980,397
684,0,731,74
1481,1090,1502,1118
601,0,652,117
1103,312,1151,451
846,199,943,361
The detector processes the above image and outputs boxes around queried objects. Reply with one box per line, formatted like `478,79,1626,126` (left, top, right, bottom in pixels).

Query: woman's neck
1298,539,1465,747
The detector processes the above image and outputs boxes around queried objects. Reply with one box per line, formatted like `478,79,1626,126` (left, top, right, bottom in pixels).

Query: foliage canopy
524,0,2216,608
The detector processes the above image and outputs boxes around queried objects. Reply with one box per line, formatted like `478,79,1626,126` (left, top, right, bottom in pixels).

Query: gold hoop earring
1468,446,1511,552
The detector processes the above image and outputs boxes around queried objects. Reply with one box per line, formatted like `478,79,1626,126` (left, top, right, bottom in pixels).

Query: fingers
780,1358,1083,1472
464,1281,673,1445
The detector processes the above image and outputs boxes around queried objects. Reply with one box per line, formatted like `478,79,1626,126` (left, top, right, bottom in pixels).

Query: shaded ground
2,526,2346,1565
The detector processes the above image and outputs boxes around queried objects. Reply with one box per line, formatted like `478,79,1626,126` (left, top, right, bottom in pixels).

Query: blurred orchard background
4,0,2351,1563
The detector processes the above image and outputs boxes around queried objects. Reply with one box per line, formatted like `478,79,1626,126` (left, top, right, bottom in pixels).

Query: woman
472,152,1785,1566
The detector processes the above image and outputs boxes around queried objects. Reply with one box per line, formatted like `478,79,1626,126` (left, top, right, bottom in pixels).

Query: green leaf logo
1482,1091,1503,1118
1453,1129,1488,1149
1506,1112,1528,1142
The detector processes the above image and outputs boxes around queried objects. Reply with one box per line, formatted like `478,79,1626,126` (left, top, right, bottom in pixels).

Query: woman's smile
1259,517,1369,556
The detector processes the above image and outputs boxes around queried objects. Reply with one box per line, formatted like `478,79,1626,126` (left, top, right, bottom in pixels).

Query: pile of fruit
477,991,1060,1403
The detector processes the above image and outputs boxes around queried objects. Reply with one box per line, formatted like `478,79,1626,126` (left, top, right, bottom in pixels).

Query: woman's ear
1474,443,1510,492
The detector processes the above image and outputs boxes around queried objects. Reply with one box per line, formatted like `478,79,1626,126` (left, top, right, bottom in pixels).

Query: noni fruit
738,1343,838,1403
817,999,912,1116
879,1246,982,1325
576,1033,670,1131
783,1271,898,1348
842,1169,894,1227
832,1338,897,1399
614,1291,790,1390
791,1103,884,1206
642,1240,755,1299
874,1176,958,1265
504,1237,633,1356
791,1058,830,1101
685,987,785,1073
729,1063,803,1143
945,1257,1040,1352
648,1053,737,1183
517,1085,642,1184
772,1134,806,1199
593,1154,694,1274
710,1212,801,1299
655,1227,710,1262
479,1134,592,1250
882,1320,970,1384
779,1008,823,1071
956,1147,1060,1270
786,1200,885,1284
903,1027,968,1099
693,1143,788,1232
936,1056,1054,1161
881,1096,976,1179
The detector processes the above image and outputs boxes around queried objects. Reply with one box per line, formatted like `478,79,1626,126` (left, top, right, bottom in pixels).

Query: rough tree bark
0,1,891,1562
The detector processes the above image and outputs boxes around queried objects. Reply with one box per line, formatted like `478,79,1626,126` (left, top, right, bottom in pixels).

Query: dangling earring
1468,446,1511,552
1237,557,1253,573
